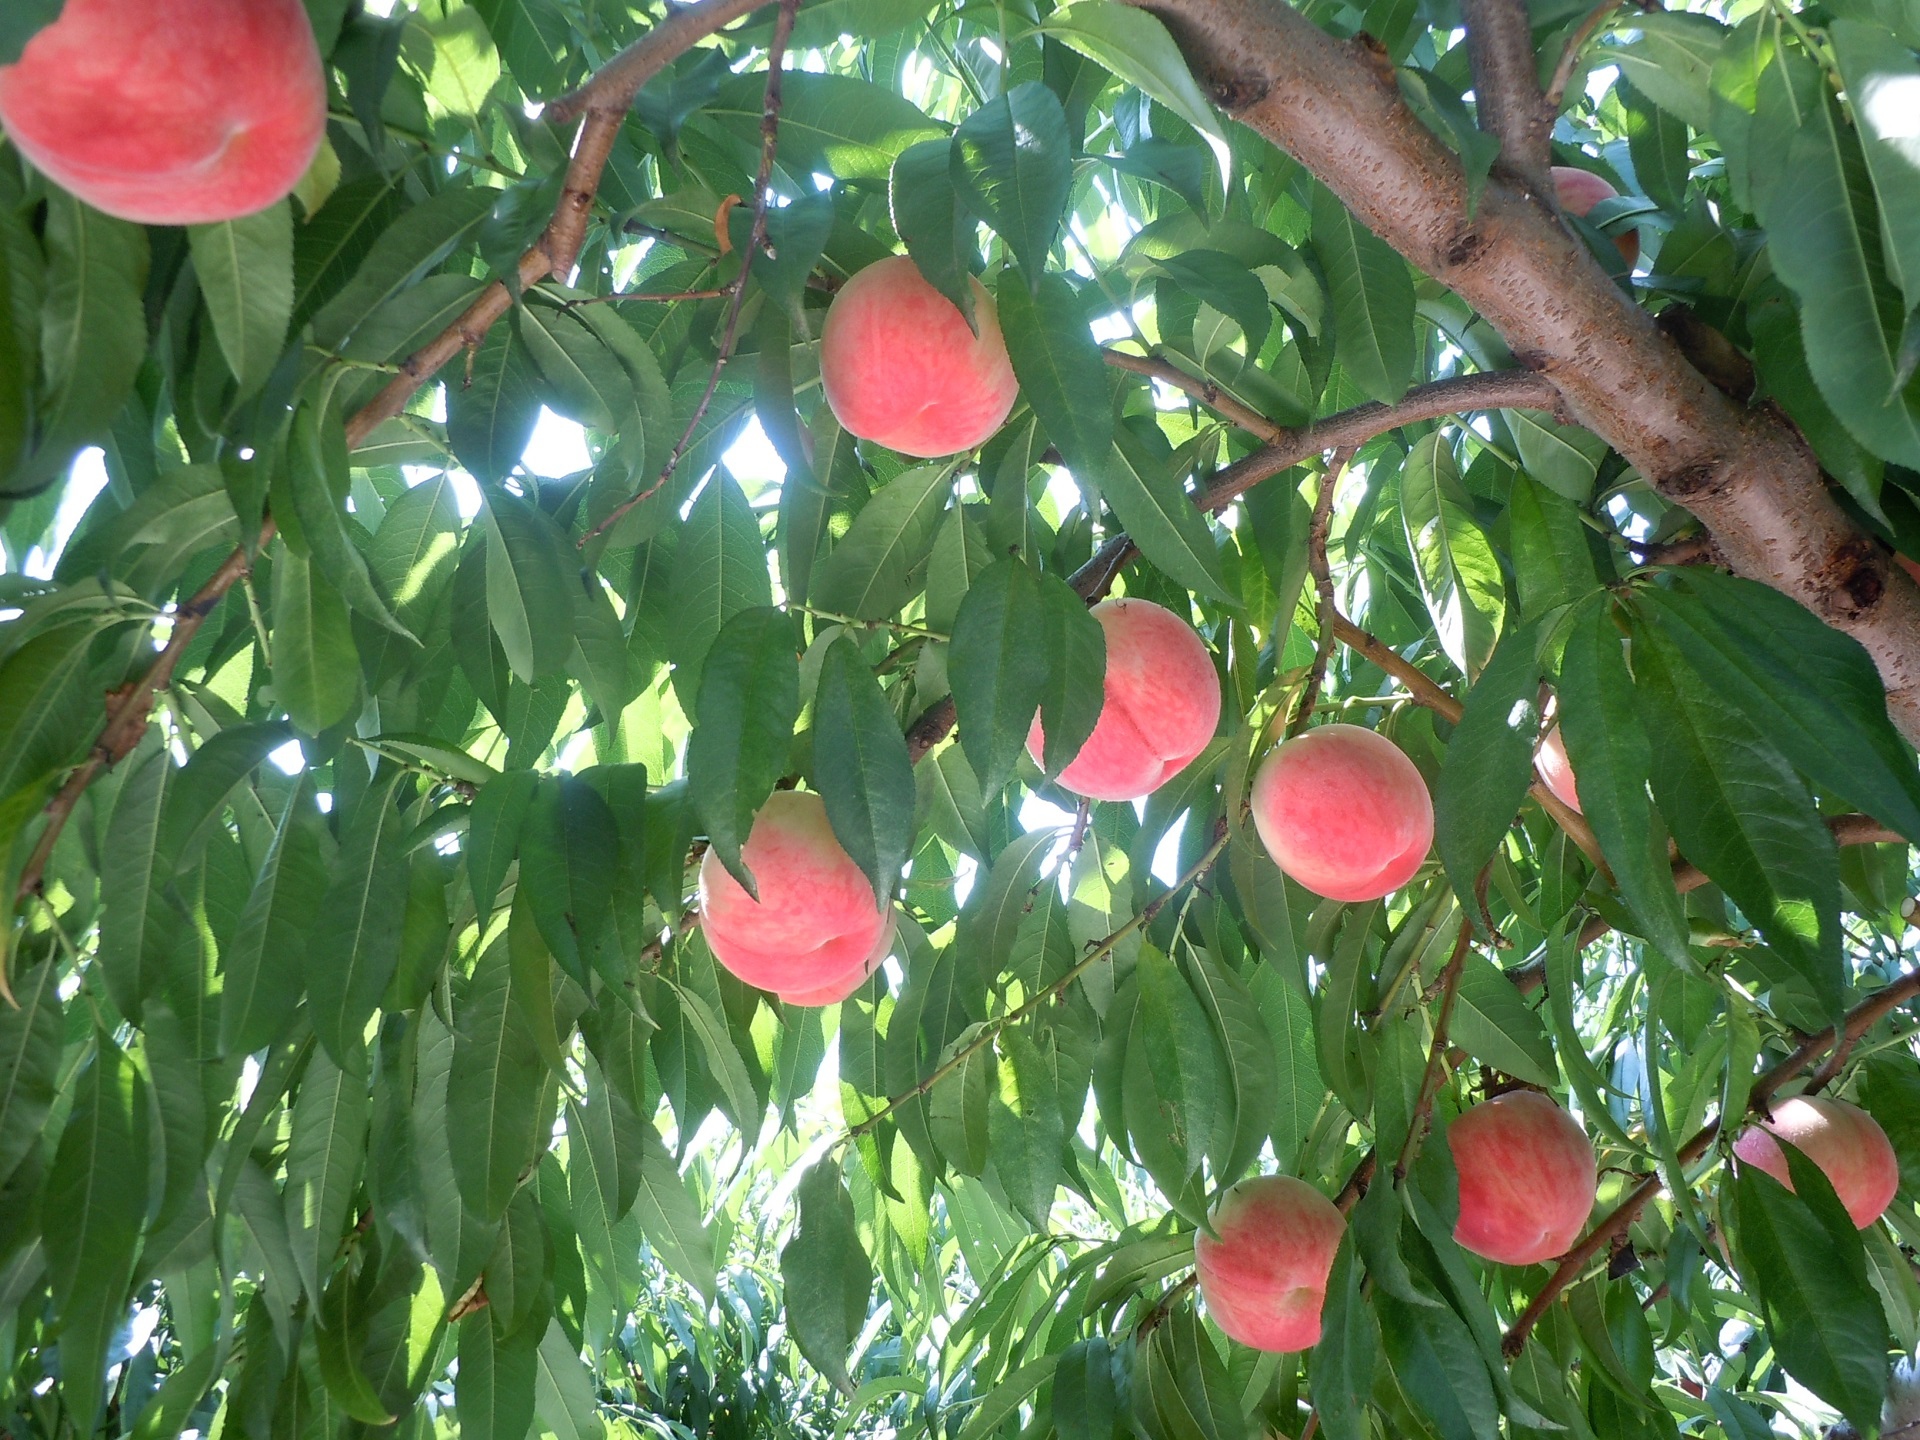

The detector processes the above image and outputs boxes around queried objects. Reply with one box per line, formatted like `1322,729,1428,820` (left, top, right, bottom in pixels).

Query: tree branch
6,0,773,953
1395,918,1474,1181
1545,0,1624,108
585,0,800,545
1102,348,1289,443
1123,0,1920,746
1288,447,1356,737
1460,0,1554,194
1502,961,1920,1355
1068,371,1558,602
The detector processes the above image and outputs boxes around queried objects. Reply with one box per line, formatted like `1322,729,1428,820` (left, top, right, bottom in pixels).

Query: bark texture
1123,0,1920,742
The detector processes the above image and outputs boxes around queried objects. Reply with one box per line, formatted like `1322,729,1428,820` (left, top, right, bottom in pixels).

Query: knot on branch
1823,534,1887,617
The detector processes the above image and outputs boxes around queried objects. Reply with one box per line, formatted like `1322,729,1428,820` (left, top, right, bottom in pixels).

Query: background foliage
1,0,1920,1438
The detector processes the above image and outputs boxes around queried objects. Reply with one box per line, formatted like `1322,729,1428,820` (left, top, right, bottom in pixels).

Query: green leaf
630,1120,717,1296
928,1024,994,1175
1055,1338,1122,1440
1434,624,1541,910
669,469,774,706
709,71,943,180
1613,12,1726,130
470,0,571,96
450,938,553,1222
283,1044,370,1304
1185,946,1279,1185
891,140,976,325
1137,946,1226,1178
0,957,60,1187
222,785,329,1057
810,462,956,621
687,607,801,890
1760,77,1920,467
1639,571,1920,845
779,1161,875,1395
1248,961,1322,1170
520,776,619,987
996,268,1115,485
480,485,575,685
1032,570,1108,776
273,546,361,734
814,635,915,903
951,83,1072,281
1311,185,1415,404
1101,426,1232,603
1400,431,1503,675
97,744,180,1021
467,767,538,922
189,202,293,399
1375,1287,1500,1440
310,185,496,350
949,557,1053,795
456,1313,539,1440
306,772,411,1071
44,1038,149,1435
447,321,544,482
1557,603,1691,968
534,1320,605,1440
1631,622,1842,1017
1039,2,1230,177
1507,473,1600,620
0,623,99,802
0,0,61,66
1832,20,1920,308
1449,952,1557,1087
957,1356,1058,1440
1312,1233,1379,1440
1733,1151,1889,1434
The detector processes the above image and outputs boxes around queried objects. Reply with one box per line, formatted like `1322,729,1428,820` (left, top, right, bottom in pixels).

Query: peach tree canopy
0,0,1919,1437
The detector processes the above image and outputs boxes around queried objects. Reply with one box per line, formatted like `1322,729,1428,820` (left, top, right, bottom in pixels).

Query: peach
1249,724,1433,902
1896,553,1920,587
818,255,1020,457
1731,1095,1900,1228
697,791,896,1007
0,0,326,225
1552,166,1639,269
1536,724,1581,813
1026,597,1221,802
1193,1174,1346,1353
1448,1091,1598,1266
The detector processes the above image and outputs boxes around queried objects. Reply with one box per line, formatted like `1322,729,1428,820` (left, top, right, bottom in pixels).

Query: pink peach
1249,725,1433,902
1552,166,1639,269
697,791,895,1007
1194,1174,1346,1353
819,256,1020,457
1732,1096,1900,1228
0,0,326,225
1536,724,1581,814
1026,597,1221,802
1448,1091,1597,1266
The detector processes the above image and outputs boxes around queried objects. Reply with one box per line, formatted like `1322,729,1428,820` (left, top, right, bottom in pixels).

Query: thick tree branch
547,0,769,125
1460,0,1554,194
1503,961,1920,1355
1123,0,1920,744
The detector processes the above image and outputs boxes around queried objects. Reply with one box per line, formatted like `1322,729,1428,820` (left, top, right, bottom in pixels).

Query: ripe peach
1896,553,1920,587
818,256,1020,457
1448,1091,1598,1266
1193,1174,1346,1352
1536,724,1581,814
1249,724,1433,902
1731,1095,1900,1228
1025,597,1221,802
1552,166,1639,269
0,0,326,225
697,791,895,1007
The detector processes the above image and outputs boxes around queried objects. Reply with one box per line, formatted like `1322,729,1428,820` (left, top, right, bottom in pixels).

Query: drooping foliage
1,1,1919,1439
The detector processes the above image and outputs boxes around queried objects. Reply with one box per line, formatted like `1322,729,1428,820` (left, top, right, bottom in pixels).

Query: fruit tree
1,0,1919,1438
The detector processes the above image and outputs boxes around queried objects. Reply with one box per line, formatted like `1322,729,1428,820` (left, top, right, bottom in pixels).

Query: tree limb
1460,0,1554,194
546,0,770,125
1395,918,1474,1181
1502,960,1920,1355
1123,0,1920,745
1288,447,1356,737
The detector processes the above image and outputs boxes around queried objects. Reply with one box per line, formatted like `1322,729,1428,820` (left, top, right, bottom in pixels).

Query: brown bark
1122,0,1920,744
1460,0,1555,195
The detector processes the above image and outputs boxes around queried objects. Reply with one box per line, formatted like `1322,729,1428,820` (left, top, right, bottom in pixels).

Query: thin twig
1546,0,1625,108
1102,349,1288,443
1334,1149,1377,1213
844,818,1232,1141
1501,962,1920,1355
585,0,800,546
1068,371,1559,602
1288,447,1356,737
1394,918,1474,1181
561,286,732,308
